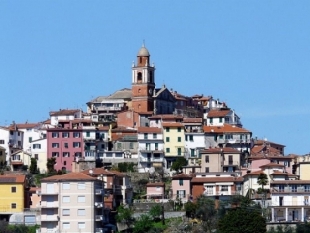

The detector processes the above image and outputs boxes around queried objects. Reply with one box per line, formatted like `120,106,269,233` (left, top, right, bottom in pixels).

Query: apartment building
10,150,31,171
0,174,26,214
30,138,47,173
40,172,108,233
137,127,164,172
171,174,192,203
162,122,185,169
205,108,242,127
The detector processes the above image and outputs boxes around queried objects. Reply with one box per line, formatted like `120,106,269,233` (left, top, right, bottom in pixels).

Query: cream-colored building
40,172,110,233
29,138,47,173
200,147,241,173
162,122,185,169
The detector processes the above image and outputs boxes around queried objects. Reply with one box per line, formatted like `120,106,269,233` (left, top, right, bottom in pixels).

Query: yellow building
162,122,185,169
0,174,26,213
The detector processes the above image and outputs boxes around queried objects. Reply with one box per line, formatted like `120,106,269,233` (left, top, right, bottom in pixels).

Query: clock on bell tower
131,44,156,113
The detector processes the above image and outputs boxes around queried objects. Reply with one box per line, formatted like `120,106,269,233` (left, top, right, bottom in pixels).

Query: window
153,133,157,139
52,143,59,148
62,183,70,190
77,209,85,216
144,133,148,139
64,161,67,166
78,222,85,229
206,156,210,163
177,127,181,132
62,209,70,216
189,135,193,141
62,132,69,138
64,143,68,148
78,183,85,190
62,222,70,230
62,196,70,203
179,179,184,186
73,132,80,138
129,142,134,149
166,137,170,142
185,135,188,141
155,119,159,124
205,167,209,173
0,140,4,144
166,127,170,132
86,132,90,137
11,187,16,193
73,142,80,148
78,196,85,203
75,152,82,157
63,152,70,157
205,186,213,195
228,155,233,165
210,118,213,123
177,148,182,156
166,148,170,153
0,151,2,156
155,143,158,150
221,185,228,191
11,203,16,209
219,117,223,123
33,144,41,149
52,132,59,138
117,143,122,150
28,137,32,143
52,152,59,157
177,190,186,198
177,137,181,142
34,154,38,160
190,149,195,157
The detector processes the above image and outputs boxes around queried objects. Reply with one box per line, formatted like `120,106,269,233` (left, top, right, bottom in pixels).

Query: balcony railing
222,161,239,167
41,201,59,208
140,157,164,162
139,147,164,153
271,187,310,193
95,189,104,195
217,138,251,144
95,202,103,208
95,228,104,233
41,215,58,221
95,215,104,221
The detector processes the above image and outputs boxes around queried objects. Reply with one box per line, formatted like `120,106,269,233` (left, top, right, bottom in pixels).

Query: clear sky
1,1,309,155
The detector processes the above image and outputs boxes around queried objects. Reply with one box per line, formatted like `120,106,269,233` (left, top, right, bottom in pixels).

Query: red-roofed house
171,174,192,203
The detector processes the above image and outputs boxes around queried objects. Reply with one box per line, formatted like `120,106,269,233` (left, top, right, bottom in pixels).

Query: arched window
137,72,142,83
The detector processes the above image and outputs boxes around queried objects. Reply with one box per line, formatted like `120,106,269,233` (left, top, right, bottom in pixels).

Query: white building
50,109,82,126
137,127,165,173
40,172,110,233
30,138,47,174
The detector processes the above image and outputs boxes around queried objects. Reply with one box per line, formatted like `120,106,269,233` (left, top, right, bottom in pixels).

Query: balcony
271,187,310,194
96,106,122,111
140,157,164,163
139,147,164,153
95,215,104,221
217,138,251,144
41,215,58,221
222,160,239,167
41,201,59,208
95,202,103,208
96,228,104,233
95,189,104,195
185,129,203,133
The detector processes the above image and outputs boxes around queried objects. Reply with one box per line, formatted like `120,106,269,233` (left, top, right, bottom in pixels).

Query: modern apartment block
40,172,108,233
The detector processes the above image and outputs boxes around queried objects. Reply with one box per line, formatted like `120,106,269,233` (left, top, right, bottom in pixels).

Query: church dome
137,45,150,57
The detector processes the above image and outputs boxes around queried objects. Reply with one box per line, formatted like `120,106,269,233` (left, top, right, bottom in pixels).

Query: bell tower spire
131,44,156,113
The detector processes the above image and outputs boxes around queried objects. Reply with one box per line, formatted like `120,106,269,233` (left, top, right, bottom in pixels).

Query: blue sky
0,1,309,155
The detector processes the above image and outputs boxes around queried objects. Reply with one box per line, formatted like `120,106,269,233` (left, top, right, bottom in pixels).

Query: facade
146,182,165,199
40,172,108,233
30,138,48,173
10,150,31,171
162,122,185,169
206,108,242,127
200,147,242,173
0,174,26,214
171,174,192,203
153,85,176,115
137,127,165,172
49,109,82,126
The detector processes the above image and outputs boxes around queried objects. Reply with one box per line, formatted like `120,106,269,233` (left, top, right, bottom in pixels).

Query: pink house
171,174,192,203
146,182,165,199
47,121,83,172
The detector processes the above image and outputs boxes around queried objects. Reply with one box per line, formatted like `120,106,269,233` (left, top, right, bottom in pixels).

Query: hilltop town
0,45,308,233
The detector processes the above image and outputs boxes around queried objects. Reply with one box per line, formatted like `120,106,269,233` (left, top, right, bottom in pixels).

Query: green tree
195,195,218,233
184,201,197,218
170,157,187,172
296,222,310,233
218,206,266,233
133,214,153,233
29,158,38,174
149,204,162,221
257,173,268,190
46,157,56,174
116,204,135,232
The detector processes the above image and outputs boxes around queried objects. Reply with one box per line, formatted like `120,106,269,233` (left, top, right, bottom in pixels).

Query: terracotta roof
137,111,153,115
183,118,203,123
58,119,92,124
80,168,127,177
259,163,285,168
149,114,183,120
191,176,243,183
203,124,251,133
15,123,40,129
271,171,296,176
112,127,137,133
50,109,81,116
162,122,184,127
254,139,285,147
207,109,231,118
244,170,265,175
97,126,109,131
251,145,281,156
172,174,193,180
200,147,240,154
146,182,165,187
138,127,162,133
0,174,26,183
42,172,98,182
